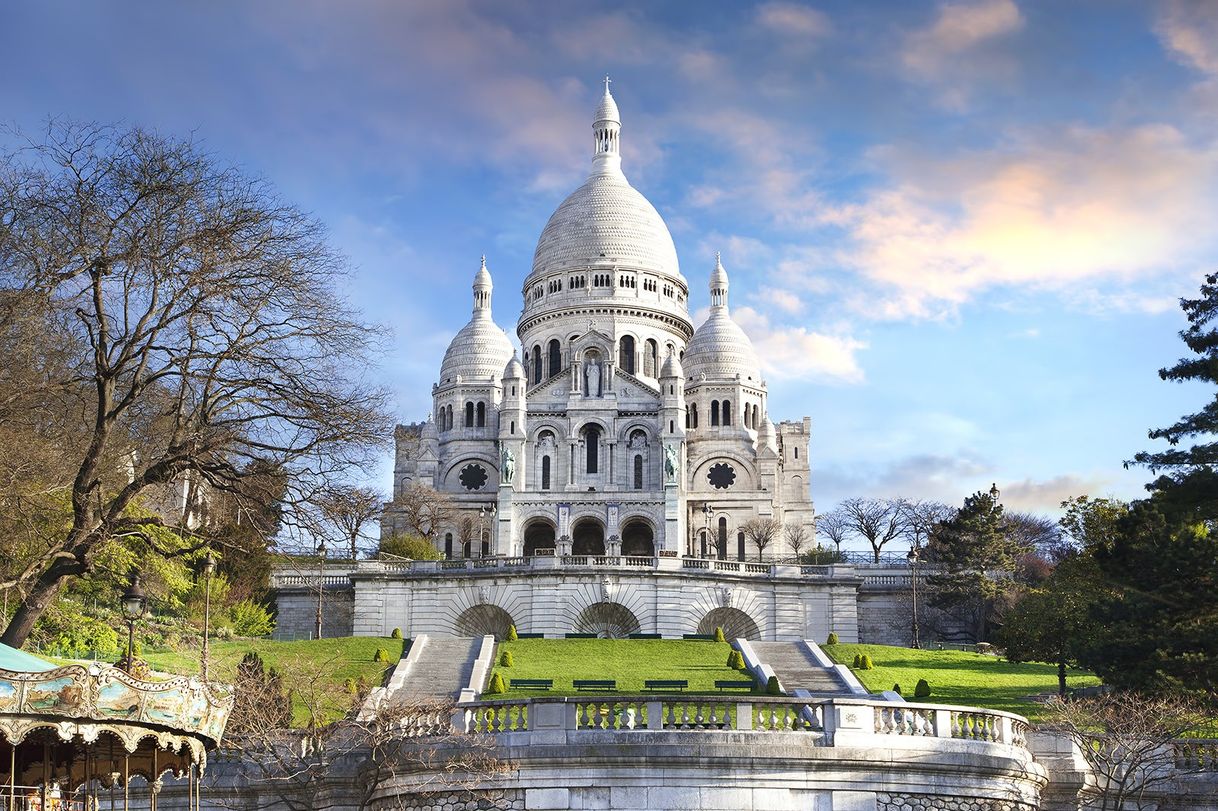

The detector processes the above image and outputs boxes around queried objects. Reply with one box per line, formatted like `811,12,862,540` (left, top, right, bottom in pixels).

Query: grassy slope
825,643,1100,722
486,639,756,698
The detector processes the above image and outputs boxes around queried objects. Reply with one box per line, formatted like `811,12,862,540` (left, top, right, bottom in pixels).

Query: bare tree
740,517,782,562
816,510,850,554
784,523,811,560
899,499,952,552
1042,693,1209,811
389,481,453,542
839,497,909,563
0,123,392,646
317,485,385,560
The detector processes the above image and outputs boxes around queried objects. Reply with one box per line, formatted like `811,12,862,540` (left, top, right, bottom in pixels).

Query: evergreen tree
926,486,1028,642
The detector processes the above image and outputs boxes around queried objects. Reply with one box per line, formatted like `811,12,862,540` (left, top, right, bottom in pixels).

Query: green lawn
824,643,1100,722
485,639,757,698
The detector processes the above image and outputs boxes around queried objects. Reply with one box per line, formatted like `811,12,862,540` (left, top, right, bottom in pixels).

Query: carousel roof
0,643,56,672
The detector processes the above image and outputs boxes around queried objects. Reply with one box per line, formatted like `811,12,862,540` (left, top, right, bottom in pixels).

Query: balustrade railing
1174,739,1218,770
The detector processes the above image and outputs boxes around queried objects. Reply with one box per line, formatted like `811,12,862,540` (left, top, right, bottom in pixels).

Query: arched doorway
523,520,556,556
621,518,654,557
572,518,605,556
697,607,761,640
575,602,641,638
455,604,515,639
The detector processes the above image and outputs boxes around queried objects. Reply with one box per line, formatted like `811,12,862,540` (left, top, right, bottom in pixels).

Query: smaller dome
757,414,777,453
594,79,620,124
660,350,683,378
503,351,525,380
438,260,514,385
684,256,763,384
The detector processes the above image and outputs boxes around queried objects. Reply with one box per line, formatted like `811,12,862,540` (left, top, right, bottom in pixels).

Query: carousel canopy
0,643,56,673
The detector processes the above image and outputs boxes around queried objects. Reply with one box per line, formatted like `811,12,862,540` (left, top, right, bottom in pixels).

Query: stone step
750,641,850,694
397,636,483,700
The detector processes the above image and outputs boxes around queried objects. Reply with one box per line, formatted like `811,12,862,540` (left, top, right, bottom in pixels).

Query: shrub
892,683,902,695
33,601,120,659
345,677,358,694
391,627,403,639
914,678,931,698
852,653,863,668
499,650,514,667
726,649,746,669
826,632,839,645
506,624,518,641
714,626,726,643
228,599,275,637
486,672,506,695
861,654,874,670
379,533,442,560
373,648,390,663
766,675,781,695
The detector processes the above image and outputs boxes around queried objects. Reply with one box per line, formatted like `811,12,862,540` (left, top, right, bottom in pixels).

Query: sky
3,0,1216,532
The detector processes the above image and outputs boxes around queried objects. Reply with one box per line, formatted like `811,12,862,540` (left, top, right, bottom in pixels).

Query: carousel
0,640,232,811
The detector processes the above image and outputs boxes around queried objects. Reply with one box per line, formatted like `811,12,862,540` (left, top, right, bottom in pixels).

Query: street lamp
907,545,921,650
478,504,496,557
120,575,147,672
701,503,715,559
990,482,1001,502
201,551,216,681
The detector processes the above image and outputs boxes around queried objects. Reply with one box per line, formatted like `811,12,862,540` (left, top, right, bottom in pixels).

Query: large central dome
527,83,682,283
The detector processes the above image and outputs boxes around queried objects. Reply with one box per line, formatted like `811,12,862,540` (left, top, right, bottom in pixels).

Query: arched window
445,533,453,560
692,403,699,428
718,516,728,560
737,531,745,562
447,404,454,431
685,407,691,429
619,335,636,374
464,401,474,428
586,425,600,474
711,400,720,426
633,455,643,489
644,339,658,376
531,345,543,385
548,339,561,378
542,456,551,490
722,400,732,425
475,402,485,428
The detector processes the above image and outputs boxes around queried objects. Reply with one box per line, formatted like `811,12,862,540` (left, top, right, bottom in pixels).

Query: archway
523,520,556,556
455,604,515,640
572,518,605,556
575,602,641,638
697,607,761,640
620,518,654,557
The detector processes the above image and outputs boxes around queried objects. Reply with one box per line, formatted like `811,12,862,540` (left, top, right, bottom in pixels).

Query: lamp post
315,540,326,640
120,575,147,672
907,544,921,650
478,504,496,557
701,503,715,559
202,552,216,681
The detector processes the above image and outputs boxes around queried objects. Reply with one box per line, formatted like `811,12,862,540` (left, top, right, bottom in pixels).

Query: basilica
381,83,815,562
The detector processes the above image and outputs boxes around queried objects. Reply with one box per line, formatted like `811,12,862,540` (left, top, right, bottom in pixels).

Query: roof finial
604,75,612,93
715,250,721,266
480,254,487,269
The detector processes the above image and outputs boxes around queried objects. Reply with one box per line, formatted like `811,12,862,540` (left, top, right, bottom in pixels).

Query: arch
697,607,760,641
464,401,474,428
446,404,454,431
718,516,728,560
711,400,720,426
722,400,731,425
644,338,658,377
532,345,543,385
541,455,552,490
445,532,453,560
548,338,562,378
523,519,557,556
737,531,745,562
455,604,515,640
633,454,643,490
575,602,640,638
621,518,654,557
584,424,601,474
572,517,605,556
691,402,698,428
618,335,636,374
475,401,486,428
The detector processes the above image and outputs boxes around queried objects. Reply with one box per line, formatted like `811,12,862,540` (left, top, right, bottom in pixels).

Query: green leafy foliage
378,533,442,560
227,600,275,637
499,649,514,667
861,654,874,670
486,672,506,695
853,653,863,668
766,675,781,695
826,632,839,645
726,649,745,669
506,624,518,642
892,683,901,695
914,678,931,698
713,626,726,643
32,601,120,658
373,647,390,663
391,628,403,639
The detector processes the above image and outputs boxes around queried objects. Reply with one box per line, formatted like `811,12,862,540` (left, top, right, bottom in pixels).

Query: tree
1042,692,1208,811
388,481,452,542
379,533,442,561
740,517,782,562
0,123,391,646
1130,271,1218,519
316,485,384,560
925,487,1027,642
838,497,908,563
815,510,850,555
783,522,810,560
899,499,952,551
1059,495,1129,553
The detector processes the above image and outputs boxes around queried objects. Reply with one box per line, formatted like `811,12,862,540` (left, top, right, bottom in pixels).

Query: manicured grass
485,639,756,697
824,643,1100,722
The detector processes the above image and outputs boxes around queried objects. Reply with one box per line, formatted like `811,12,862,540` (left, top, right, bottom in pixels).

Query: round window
707,462,736,490
459,463,488,491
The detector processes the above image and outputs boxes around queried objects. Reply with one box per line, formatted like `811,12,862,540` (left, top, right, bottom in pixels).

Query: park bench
628,633,662,639
643,679,688,692
516,632,545,639
509,678,553,690
573,679,617,692
682,633,717,641
565,633,598,639
714,680,756,692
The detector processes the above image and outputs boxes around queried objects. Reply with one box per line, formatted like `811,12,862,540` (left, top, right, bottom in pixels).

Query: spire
592,76,622,175
472,256,493,317
709,253,730,309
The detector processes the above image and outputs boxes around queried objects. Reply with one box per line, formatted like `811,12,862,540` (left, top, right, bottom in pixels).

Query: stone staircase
750,641,851,696
396,635,485,701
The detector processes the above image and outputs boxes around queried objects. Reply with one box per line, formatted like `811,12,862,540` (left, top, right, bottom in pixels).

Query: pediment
526,372,574,401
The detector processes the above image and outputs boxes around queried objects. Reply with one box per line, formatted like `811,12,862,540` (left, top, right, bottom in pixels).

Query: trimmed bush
373,647,390,663
826,632,839,645
914,678,931,698
499,649,514,667
506,624,519,641
486,672,506,695
861,654,874,670
892,683,902,695
766,675,781,695
726,649,746,669
345,678,358,695
714,626,726,643
228,599,275,637
852,653,863,668
391,627,403,639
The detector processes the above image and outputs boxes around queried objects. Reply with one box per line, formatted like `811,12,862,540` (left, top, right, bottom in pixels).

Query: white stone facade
382,83,815,566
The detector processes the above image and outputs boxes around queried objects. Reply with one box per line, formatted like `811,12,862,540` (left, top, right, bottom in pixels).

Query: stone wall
878,795,1035,811
273,586,354,640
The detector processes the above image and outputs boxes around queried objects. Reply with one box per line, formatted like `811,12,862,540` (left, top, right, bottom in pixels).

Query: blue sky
4,0,1216,522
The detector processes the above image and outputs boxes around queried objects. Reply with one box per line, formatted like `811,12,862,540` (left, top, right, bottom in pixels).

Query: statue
664,443,678,483
584,357,602,397
501,446,515,484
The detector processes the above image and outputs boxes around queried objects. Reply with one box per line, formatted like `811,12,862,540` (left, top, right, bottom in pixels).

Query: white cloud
999,474,1112,513
754,287,804,314
1155,0,1218,76
732,306,867,384
756,3,832,38
902,0,1025,108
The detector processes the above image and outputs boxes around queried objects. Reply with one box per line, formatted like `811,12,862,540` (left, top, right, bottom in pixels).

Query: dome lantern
438,258,514,385
592,76,622,176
